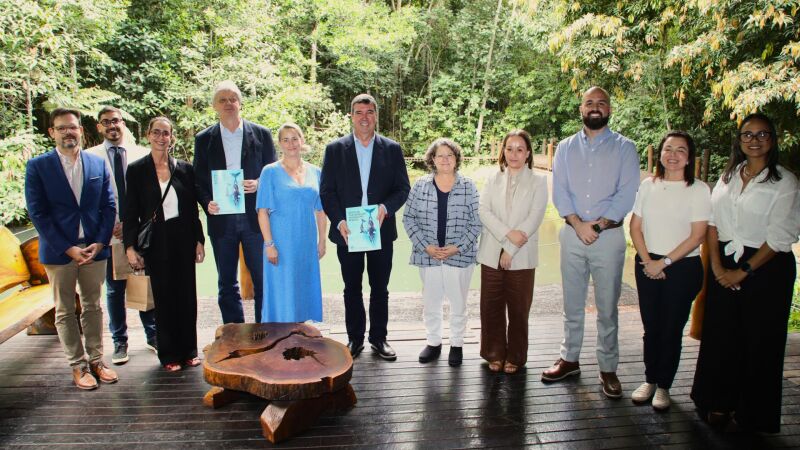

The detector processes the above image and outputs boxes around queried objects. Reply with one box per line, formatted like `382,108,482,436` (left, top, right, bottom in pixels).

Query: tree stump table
203,322,356,443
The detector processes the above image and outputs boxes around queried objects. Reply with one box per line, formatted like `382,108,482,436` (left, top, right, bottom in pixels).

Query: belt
564,219,622,231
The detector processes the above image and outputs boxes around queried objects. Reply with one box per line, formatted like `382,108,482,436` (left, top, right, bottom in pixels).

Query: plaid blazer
402,173,481,268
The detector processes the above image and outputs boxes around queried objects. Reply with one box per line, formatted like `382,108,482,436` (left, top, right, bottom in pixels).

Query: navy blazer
320,134,410,247
25,149,116,264
193,120,276,237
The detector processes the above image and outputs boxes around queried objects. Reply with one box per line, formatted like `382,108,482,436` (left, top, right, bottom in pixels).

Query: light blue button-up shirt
354,135,375,206
104,141,127,178
552,127,640,222
220,121,243,170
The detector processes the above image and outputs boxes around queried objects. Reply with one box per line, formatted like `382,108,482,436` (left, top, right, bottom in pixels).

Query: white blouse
710,163,800,261
159,180,179,221
632,177,711,257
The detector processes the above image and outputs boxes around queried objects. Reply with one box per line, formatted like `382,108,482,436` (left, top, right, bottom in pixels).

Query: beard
582,114,609,130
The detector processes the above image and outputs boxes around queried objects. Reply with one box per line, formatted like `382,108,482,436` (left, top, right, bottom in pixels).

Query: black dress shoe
370,340,397,361
418,345,442,363
448,346,463,367
346,341,364,358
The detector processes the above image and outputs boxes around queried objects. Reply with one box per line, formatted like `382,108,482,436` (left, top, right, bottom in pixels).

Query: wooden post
695,157,701,178
239,245,254,300
541,139,547,155
702,148,711,181
646,145,654,174
547,139,554,171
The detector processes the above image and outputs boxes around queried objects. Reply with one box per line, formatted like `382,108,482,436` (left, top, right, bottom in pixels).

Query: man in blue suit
25,108,118,390
194,81,276,323
320,94,410,360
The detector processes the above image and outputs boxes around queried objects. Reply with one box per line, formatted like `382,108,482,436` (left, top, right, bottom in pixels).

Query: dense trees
2,0,800,225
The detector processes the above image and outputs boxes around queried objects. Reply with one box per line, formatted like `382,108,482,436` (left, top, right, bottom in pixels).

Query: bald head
580,86,611,131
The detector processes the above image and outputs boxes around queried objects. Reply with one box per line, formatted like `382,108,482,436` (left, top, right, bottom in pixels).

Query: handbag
136,160,175,255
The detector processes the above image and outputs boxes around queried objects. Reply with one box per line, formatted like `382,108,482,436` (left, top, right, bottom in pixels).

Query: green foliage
0,131,49,226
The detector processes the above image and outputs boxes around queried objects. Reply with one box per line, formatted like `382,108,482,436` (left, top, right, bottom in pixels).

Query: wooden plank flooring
1,305,799,449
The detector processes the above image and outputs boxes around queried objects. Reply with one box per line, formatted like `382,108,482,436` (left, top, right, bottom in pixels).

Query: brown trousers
479,264,535,366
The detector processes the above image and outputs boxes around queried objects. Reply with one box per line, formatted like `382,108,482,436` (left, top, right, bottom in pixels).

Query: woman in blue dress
256,123,327,323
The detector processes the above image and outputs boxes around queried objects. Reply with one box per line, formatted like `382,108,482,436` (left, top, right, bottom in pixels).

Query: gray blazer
402,173,481,268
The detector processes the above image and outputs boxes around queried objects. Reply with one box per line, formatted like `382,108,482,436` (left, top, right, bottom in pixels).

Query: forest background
3,0,800,226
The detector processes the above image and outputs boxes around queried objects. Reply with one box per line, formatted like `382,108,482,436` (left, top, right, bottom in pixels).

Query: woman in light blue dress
256,123,327,323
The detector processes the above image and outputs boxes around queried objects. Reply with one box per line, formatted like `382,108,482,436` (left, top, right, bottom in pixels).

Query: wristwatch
663,257,673,266
741,261,755,276
264,240,275,248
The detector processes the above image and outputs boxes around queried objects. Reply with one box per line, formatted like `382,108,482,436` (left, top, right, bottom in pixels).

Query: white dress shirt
710,163,800,261
220,120,244,170
57,149,84,239
159,179,179,221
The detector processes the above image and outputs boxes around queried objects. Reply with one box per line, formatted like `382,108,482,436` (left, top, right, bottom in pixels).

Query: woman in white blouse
629,131,710,411
477,130,548,374
691,113,800,432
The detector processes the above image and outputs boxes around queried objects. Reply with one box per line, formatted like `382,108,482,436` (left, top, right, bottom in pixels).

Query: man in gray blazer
85,106,156,365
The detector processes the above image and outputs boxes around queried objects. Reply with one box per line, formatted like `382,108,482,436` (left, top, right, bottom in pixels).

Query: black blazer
320,134,410,247
123,155,204,260
192,120,276,238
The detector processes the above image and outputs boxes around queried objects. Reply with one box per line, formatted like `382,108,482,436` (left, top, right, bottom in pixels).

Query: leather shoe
90,360,119,384
599,371,622,399
72,365,98,390
418,344,441,363
448,346,462,367
346,341,364,358
541,358,580,382
370,340,397,361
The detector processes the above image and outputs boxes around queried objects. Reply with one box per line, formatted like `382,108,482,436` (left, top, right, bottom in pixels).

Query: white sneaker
652,387,671,410
631,382,656,403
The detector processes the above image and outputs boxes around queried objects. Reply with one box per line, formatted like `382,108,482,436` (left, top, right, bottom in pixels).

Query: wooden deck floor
1,308,799,449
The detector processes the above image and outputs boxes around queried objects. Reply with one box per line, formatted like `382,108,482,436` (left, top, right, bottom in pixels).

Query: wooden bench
0,226,56,344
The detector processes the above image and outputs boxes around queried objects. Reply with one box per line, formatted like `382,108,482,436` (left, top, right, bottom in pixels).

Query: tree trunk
473,0,505,154
23,78,33,130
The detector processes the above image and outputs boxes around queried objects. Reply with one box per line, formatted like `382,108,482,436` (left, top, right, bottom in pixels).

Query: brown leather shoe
599,371,622,398
541,358,580,382
72,365,98,390
90,360,119,384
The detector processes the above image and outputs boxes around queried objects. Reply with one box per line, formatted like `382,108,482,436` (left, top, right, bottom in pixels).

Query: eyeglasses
149,129,172,137
738,131,772,143
53,125,80,133
434,154,455,160
100,118,123,127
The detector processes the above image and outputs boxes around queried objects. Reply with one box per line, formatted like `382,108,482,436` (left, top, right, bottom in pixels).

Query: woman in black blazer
123,117,205,372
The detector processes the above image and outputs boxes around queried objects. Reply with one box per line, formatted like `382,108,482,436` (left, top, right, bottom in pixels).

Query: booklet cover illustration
212,169,245,215
346,205,382,252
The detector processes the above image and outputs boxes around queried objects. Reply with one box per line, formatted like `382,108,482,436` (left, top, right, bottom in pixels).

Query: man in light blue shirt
542,87,640,399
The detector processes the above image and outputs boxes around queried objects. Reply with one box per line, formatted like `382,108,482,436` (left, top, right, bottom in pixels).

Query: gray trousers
558,225,625,372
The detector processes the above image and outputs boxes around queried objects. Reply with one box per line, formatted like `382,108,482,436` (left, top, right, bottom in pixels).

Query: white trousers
419,264,473,347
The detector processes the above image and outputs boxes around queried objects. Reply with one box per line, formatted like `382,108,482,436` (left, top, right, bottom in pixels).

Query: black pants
691,242,795,433
634,254,703,389
336,242,393,344
146,219,198,365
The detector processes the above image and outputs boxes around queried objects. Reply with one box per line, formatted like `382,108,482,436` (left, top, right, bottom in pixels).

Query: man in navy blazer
320,94,410,360
25,108,118,390
193,81,276,324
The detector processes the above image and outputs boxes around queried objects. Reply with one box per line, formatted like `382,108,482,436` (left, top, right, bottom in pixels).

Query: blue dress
256,162,323,323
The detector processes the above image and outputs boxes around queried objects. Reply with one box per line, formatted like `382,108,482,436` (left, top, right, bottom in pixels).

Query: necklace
742,164,763,179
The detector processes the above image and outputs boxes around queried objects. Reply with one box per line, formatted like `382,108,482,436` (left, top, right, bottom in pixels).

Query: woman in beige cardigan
477,129,548,373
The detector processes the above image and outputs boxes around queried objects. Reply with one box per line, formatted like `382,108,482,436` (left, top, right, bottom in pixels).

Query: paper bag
126,272,155,311
111,243,133,280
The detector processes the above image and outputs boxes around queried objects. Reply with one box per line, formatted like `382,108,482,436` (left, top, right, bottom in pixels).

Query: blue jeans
106,258,156,344
209,214,264,323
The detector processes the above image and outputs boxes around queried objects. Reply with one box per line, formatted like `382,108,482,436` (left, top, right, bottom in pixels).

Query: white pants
419,264,473,347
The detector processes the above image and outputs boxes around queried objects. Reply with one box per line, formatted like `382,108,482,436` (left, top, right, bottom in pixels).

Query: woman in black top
123,117,205,372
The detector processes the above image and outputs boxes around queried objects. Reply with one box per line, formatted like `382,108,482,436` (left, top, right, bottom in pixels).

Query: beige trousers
43,259,106,366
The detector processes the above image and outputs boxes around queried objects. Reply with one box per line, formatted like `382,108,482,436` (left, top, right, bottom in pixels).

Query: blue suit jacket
320,134,410,247
193,120,276,238
25,149,116,264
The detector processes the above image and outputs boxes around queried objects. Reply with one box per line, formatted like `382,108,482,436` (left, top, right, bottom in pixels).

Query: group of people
24,83,799,434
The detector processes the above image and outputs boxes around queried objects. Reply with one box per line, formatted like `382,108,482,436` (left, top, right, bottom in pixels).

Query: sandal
164,363,182,372
488,361,503,372
503,362,519,374
184,357,202,367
